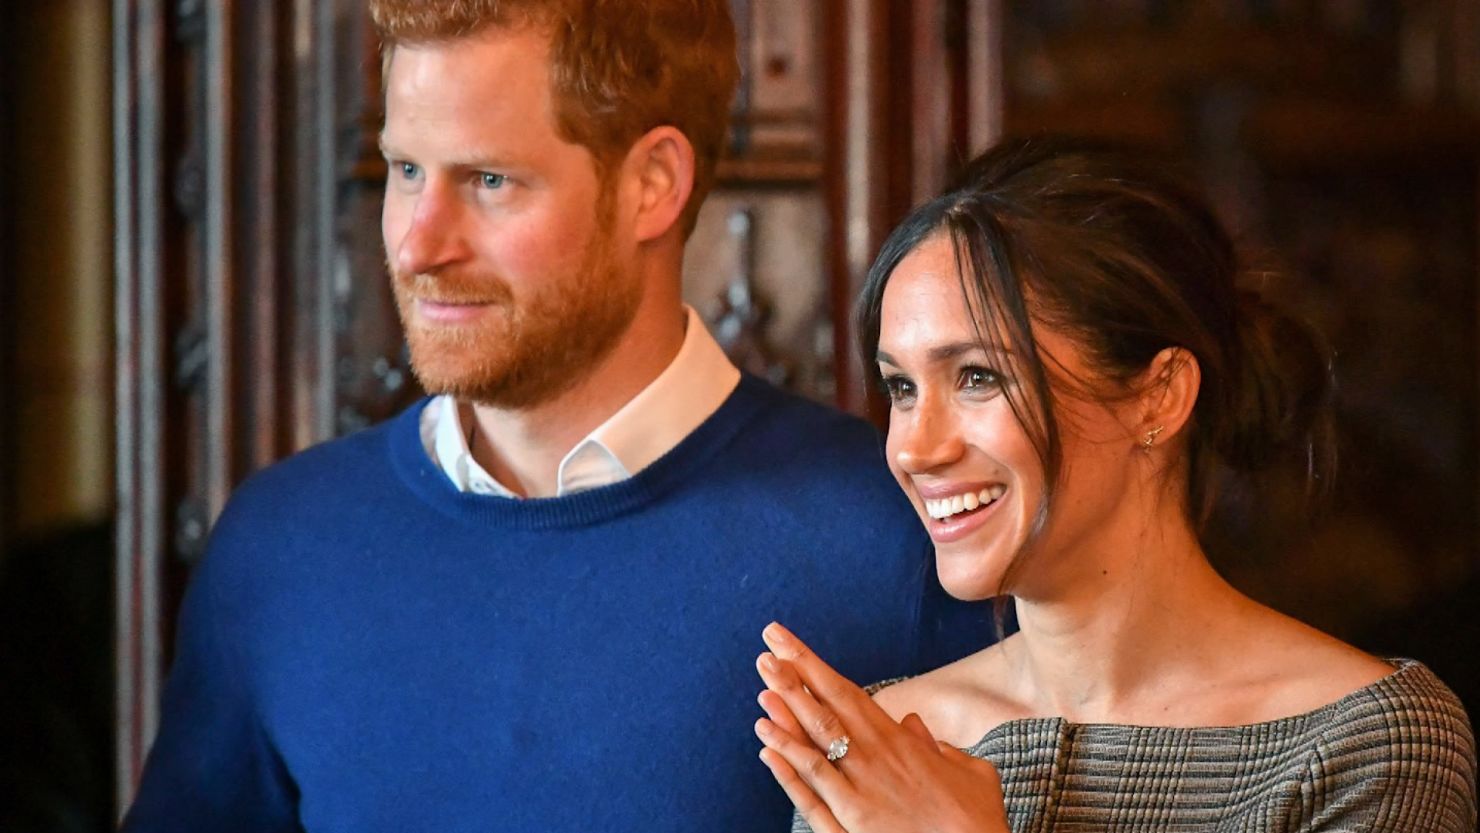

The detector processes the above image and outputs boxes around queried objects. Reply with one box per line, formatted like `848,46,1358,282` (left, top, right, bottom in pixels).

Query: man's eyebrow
377,136,516,170
877,342,1010,366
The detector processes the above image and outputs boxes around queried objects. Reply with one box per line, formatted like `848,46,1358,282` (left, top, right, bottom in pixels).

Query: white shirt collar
420,306,741,498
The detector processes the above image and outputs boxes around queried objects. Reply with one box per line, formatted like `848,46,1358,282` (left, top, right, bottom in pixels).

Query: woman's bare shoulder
1229,609,1396,719
871,638,1029,747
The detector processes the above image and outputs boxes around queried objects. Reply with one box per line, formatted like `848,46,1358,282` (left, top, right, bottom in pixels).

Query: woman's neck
1002,500,1256,725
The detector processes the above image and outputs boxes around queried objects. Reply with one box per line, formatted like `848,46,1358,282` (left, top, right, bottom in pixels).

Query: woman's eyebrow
877,342,1010,366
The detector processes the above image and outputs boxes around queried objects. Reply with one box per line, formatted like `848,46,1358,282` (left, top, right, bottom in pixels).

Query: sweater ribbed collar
387,374,773,530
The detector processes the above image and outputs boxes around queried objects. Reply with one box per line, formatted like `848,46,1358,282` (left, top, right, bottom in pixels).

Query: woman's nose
891,400,966,474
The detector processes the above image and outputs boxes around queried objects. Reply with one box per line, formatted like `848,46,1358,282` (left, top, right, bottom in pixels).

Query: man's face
380,27,641,409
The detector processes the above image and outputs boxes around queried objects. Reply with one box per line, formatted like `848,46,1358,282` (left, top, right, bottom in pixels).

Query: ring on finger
825,734,851,762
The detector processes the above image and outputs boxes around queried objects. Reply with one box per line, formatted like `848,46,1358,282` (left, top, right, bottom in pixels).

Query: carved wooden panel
695,0,831,396
685,190,836,401
113,0,409,813
730,0,823,165
288,0,418,446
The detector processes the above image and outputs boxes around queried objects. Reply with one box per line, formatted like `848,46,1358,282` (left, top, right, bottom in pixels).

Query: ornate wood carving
693,202,840,399
292,1,413,442
696,0,835,401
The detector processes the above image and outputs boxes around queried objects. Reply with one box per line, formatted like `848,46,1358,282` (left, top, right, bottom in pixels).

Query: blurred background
1,0,1477,829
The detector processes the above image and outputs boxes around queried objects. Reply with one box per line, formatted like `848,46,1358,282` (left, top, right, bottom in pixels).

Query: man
122,2,988,830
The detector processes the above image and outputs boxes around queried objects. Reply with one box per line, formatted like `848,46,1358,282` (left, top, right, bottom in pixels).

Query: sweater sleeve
120,525,301,832
1300,668,1477,832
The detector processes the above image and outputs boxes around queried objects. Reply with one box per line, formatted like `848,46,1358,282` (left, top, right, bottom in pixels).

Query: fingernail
764,622,791,644
755,718,773,738
757,652,779,673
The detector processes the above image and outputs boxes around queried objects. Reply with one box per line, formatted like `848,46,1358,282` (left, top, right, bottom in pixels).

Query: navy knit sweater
123,376,992,832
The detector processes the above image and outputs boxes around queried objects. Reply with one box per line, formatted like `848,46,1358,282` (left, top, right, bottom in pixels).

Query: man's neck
464,304,687,498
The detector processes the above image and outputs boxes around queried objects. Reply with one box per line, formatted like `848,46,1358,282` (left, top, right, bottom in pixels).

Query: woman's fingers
757,650,857,759
942,750,1011,828
761,622,904,758
900,712,940,749
756,717,856,806
759,747,849,833
941,745,1007,801
757,686,805,738
762,623,872,711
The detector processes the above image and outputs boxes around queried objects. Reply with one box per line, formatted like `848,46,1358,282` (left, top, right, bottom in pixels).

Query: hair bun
1209,288,1336,486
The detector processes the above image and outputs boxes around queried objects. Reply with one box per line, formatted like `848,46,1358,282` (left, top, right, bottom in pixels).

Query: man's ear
1138,347,1200,449
621,126,695,244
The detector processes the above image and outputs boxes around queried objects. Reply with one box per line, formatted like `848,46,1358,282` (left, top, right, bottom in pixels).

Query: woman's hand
754,622,1010,833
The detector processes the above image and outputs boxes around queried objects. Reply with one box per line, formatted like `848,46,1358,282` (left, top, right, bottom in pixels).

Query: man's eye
479,172,507,189
397,162,420,180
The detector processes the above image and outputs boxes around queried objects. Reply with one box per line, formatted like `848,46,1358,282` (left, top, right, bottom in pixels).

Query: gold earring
1141,425,1165,450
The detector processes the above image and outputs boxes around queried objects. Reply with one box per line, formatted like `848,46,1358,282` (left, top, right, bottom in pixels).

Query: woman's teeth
925,485,1006,521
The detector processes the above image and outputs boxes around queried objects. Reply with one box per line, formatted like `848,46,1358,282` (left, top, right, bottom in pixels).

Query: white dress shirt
418,306,742,497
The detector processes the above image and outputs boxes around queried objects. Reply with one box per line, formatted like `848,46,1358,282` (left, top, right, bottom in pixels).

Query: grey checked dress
793,660,1476,832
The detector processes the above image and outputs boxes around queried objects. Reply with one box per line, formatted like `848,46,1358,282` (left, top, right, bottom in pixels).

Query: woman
753,138,1477,832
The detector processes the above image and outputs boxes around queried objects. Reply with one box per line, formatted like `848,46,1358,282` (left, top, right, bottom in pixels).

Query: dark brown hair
858,137,1336,528
370,0,739,237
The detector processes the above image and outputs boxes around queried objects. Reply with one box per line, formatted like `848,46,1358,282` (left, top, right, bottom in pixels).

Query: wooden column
910,0,952,203
827,0,892,414
113,0,172,807
965,0,1006,155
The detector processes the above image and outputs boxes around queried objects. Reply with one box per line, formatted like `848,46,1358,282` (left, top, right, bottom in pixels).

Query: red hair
371,0,739,236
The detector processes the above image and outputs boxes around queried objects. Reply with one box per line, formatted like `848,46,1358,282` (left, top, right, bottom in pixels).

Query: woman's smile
921,482,1008,543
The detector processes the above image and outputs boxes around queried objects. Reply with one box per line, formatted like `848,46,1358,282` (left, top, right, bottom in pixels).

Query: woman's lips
923,486,1006,544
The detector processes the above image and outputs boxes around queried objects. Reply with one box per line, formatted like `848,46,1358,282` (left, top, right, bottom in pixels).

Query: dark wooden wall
0,3,20,561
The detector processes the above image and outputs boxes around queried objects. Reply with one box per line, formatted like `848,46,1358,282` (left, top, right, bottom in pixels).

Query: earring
1140,425,1165,450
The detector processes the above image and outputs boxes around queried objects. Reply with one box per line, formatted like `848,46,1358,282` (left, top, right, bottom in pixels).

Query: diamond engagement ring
825,735,851,762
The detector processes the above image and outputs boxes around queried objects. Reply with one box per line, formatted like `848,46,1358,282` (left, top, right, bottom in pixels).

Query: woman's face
878,235,1144,601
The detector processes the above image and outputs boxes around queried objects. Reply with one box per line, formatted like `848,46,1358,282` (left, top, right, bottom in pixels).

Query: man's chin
410,361,486,391
408,357,568,410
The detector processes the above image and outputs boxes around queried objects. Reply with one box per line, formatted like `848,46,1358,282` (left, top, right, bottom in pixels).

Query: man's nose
392,183,471,276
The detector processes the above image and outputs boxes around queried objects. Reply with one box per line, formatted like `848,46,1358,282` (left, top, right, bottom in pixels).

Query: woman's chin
935,556,1009,602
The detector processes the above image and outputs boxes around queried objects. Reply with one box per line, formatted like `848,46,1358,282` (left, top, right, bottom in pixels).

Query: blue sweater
123,376,992,832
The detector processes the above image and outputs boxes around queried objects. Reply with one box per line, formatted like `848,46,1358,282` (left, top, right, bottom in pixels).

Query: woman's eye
880,375,916,404
479,172,507,189
960,366,1002,392
397,161,420,180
